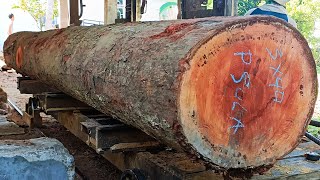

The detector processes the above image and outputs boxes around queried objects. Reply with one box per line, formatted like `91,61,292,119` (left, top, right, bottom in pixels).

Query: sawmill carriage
4,0,320,179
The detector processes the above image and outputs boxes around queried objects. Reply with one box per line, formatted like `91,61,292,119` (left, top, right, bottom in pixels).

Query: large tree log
3,16,317,168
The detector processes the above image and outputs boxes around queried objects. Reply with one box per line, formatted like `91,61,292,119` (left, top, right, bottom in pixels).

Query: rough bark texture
3,16,317,168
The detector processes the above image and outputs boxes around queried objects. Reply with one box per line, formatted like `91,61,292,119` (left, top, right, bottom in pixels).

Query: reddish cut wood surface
15,47,23,68
179,23,317,168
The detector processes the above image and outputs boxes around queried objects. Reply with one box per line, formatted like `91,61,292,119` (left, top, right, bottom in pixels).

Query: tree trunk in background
45,0,54,30
3,16,317,169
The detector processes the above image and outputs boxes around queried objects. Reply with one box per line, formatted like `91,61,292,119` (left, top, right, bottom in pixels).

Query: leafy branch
12,0,58,31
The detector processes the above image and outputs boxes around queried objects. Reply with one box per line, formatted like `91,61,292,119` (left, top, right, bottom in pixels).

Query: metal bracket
80,116,158,153
23,97,42,128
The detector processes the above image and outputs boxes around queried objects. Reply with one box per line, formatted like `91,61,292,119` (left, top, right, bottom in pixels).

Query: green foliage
308,125,319,136
287,0,320,70
12,0,45,30
12,0,58,31
308,118,320,136
53,0,59,18
287,0,320,135
238,0,320,70
238,0,262,16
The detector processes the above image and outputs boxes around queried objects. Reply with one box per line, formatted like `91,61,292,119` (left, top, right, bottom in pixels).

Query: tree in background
287,0,320,68
238,0,320,135
13,0,58,31
238,0,262,16
286,0,320,135
238,0,320,68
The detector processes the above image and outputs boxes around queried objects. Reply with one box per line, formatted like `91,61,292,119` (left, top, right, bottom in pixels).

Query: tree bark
3,16,317,169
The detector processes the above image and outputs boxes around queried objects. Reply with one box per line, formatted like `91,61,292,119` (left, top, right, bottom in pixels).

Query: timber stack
3,16,317,169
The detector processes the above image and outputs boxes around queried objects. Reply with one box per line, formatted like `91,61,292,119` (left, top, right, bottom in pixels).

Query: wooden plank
251,142,320,179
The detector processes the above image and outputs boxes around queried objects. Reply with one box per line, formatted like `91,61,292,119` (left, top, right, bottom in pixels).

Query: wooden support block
57,111,90,143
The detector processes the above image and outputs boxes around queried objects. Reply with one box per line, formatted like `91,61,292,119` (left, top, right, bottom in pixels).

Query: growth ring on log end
179,19,317,168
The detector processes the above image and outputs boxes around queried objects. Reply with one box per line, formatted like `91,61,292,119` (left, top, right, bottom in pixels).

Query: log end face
15,47,23,68
179,20,317,168
3,32,33,72
3,34,16,67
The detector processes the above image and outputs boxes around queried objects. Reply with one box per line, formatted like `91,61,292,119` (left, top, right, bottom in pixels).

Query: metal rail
310,120,320,127
7,98,23,116
305,132,320,146
307,119,320,146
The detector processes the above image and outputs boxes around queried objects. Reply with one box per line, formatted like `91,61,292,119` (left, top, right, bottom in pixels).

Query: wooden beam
104,0,118,25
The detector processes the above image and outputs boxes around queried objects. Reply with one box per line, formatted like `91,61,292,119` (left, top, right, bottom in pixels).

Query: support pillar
69,0,81,26
59,0,69,28
225,0,238,16
104,0,118,25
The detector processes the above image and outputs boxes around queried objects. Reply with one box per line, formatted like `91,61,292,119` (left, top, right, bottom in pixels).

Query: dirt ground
0,65,121,179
